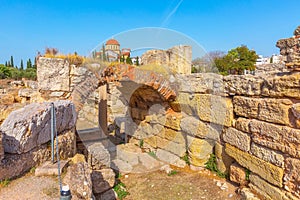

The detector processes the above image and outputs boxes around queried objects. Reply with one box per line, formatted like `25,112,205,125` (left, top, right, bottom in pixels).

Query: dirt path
0,174,60,200
0,167,240,200
121,168,240,200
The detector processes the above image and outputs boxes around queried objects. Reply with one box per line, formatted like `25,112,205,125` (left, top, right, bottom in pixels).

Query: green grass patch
245,169,251,181
113,182,129,200
205,154,228,179
0,179,11,187
147,151,157,158
139,139,144,148
167,170,178,176
181,153,190,165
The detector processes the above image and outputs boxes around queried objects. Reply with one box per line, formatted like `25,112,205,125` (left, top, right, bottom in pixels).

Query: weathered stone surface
240,187,260,200
284,158,300,198
0,104,24,126
156,148,179,164
37,57,70,91
141,45,192,74
163,112,182,131
224,75,264,96
0,145,50,181
225,144,284,187
92,168,115,194
188,94,233,126
116,143,141,166
223,127,251,152
215,142,234,173
87,143,111,169
0,94,14,105
0,100,76,154
55,129,76,160
0,131,3,161
95,189,117,200
262,73,300,99
176,73,223,93
63,162,93,200
277,27,300,70
292,103,300,119
249,173,287,200
18,88,37,99
35,160,69,177
250,143,284,167
233,96,293,126
111,159,133,173
188,136,215,167
138,153,161,170
248,119,300,159
164,128,185,144
229,163,248,186
180,115,220,141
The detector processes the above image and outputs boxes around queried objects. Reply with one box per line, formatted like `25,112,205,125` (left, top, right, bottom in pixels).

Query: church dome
106,39,120,45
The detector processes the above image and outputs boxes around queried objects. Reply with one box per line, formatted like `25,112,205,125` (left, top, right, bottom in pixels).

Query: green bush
113,182,129,200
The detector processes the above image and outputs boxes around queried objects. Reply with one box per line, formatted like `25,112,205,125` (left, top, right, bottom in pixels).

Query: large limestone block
262,73,300,99
233,96,293,126
0,100,76,154
223,127,251,152
92,168,115,195
224,75,263,96
63,162,93,200
229,163,248,186
248,119,300,159
37,57,70,91
215,142,234,173
180,115,220,141
250,143,284,167
225,144,284,187
188,136,215,167
284,158,300,198
0,145,50,181
249,173,288,200
191,94,233,126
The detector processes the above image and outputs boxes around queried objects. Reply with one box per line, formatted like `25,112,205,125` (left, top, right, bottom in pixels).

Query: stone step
35,160,69,177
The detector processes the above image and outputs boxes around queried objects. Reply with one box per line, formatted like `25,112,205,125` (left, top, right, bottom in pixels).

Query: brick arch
71,64,177,113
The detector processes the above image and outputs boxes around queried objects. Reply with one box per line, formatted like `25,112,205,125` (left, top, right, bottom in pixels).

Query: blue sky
1,0,299,66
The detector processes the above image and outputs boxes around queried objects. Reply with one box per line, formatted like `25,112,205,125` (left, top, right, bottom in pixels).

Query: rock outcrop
276,26,300,71
0,100,76,154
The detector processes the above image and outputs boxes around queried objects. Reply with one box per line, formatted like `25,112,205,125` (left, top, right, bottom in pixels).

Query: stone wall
276,25,300,71
113,71,299,199
0,100,77,180
141,45,192,74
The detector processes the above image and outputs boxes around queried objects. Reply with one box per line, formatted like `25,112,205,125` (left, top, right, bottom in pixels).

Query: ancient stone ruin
0,28,300,199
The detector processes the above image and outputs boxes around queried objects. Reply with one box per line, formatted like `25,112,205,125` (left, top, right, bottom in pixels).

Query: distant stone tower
141,45,192,74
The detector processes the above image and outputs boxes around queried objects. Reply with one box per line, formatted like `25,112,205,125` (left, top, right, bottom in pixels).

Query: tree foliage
215,45,258,75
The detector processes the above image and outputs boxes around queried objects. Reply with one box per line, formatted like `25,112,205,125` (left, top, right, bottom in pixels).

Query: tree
192,51,225,73
136,56,140,66
120,55,125,63
126,56,132,65
101,44,106,61
27,59,32,69
5,61,7,67
215,45,258,75
10,56,14,68
0,64,11,78
20,59,24,70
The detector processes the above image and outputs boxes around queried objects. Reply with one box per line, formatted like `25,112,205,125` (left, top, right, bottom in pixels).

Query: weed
30,166,36,174
139,139,144,148
167,170,178,176
113,182,129,200
181,153,190,165
0,179,11,187
205,154,228,179
116,173,122,179
147,151,157,158
245,169,251,181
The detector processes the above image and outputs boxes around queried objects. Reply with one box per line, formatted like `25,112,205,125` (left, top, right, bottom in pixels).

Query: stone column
98,84,108,135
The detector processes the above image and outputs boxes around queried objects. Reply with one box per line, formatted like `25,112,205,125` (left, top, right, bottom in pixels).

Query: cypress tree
27,59,32,68
10,56,14,68
20,59,24,70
